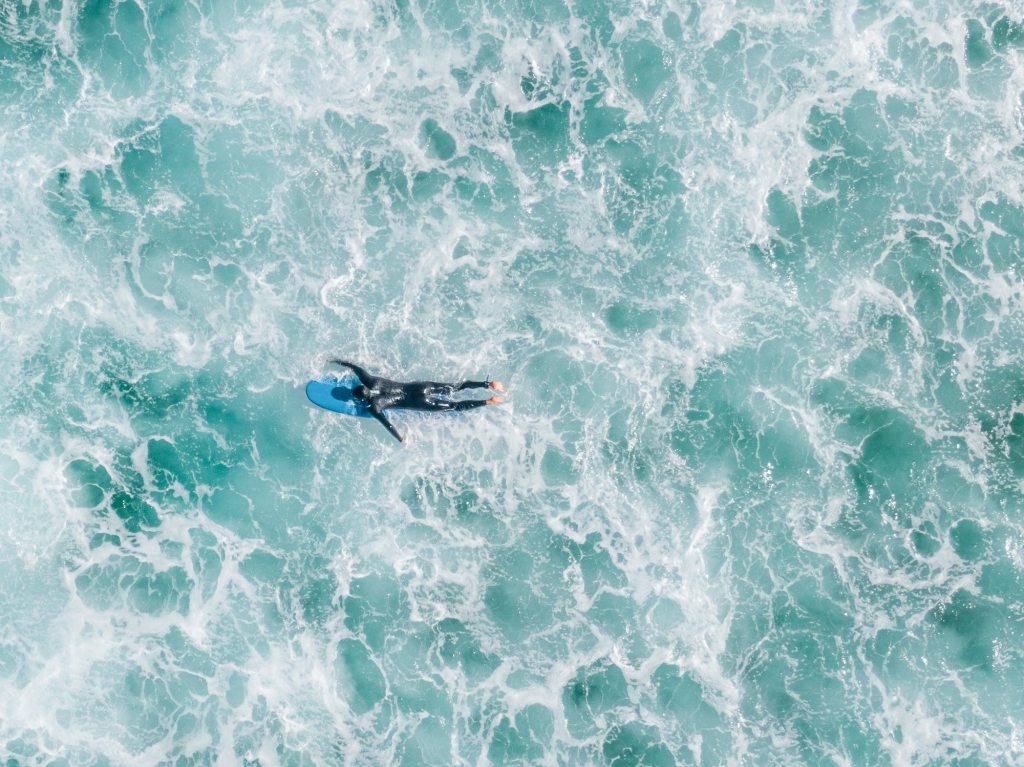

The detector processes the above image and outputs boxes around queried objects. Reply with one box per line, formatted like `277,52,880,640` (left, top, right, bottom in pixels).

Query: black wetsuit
330,360,494,443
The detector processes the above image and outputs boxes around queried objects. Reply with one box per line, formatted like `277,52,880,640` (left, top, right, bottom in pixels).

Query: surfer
329,359,504,443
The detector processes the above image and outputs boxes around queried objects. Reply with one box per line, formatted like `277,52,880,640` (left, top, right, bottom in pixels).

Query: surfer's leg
456,380,504,392
450,397,502,411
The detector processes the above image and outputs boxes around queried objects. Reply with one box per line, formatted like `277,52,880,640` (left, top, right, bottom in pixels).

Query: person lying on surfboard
328,359,504,443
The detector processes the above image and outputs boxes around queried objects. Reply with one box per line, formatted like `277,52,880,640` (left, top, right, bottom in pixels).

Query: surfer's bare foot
489,380,505,392
486,396,504,405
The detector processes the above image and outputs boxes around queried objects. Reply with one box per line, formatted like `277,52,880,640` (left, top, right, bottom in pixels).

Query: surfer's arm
328,359,373,385
371,407,404,443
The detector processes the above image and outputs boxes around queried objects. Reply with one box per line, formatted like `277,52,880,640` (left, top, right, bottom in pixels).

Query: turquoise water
2,0,1024,764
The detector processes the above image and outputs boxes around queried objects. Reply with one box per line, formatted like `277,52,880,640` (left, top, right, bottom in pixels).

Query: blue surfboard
306,374,372,418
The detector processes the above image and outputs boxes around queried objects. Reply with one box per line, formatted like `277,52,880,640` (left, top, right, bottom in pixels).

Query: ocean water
1,0,1023,764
